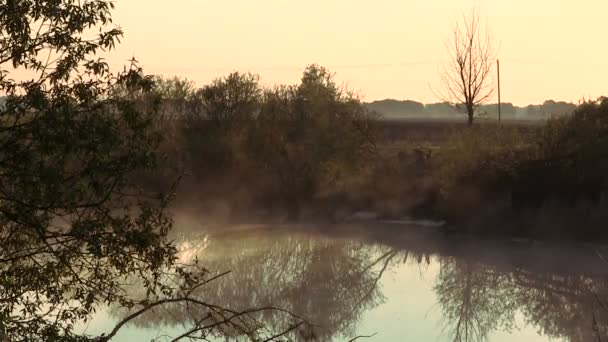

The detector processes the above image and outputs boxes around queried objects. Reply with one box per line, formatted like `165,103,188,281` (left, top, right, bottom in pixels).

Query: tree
195,72,262,128
183,72,262,177
439,11,495,126
0,2,305,341
247,65,377,219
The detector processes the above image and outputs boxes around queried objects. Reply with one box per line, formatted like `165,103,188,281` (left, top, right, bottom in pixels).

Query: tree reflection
112,228,398,341
514,270,608,342
109,224,608,342
434,253,608,342
434,258,517,342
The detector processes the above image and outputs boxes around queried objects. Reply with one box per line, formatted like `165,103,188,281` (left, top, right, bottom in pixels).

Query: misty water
83,217,608,341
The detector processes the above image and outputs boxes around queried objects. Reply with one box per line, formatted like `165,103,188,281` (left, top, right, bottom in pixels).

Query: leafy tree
195,72,261,127
0,2,305,341
145,76,198,183
152,76,198,119
508,98,608,214
184,72,262,177
248,65,376,218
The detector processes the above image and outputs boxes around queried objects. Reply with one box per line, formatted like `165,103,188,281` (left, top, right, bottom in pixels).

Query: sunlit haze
110,0,608,105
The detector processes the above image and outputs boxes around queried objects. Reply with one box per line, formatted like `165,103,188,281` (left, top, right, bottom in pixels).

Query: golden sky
110,0,608,105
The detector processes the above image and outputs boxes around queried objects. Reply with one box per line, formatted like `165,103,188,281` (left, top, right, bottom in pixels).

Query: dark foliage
0,2,310,341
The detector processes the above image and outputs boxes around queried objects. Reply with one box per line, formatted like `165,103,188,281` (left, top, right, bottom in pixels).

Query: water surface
85,219,608,341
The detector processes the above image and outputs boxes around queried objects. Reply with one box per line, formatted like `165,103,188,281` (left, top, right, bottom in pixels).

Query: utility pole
497,59,501,122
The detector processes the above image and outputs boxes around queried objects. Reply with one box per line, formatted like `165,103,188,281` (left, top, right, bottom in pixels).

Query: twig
348,333,377,342
593,310,603,342
351,251,397,313
103,296,308,342
186,270,231,296
262,321,304,342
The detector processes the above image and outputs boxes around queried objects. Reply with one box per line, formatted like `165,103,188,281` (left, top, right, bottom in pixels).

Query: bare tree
440,11,495,126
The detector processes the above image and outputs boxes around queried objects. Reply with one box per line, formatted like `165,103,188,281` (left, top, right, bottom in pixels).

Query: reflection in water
118,227,399,341
107,222,608,341
513,269,608,342
433,246,608,342
435,258,517,342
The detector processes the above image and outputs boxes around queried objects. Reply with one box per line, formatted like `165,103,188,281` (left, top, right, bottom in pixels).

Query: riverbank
147,74,608,241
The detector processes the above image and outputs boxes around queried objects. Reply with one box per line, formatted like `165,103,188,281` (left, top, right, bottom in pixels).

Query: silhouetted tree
248,65,376,219
0,2,306,341
439,11,495,126
185,72,262,176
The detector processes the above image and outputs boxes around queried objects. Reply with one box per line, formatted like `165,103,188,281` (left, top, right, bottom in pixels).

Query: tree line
0,2,606,340
366,99,577,120
145,68,377,221
0,1,373,340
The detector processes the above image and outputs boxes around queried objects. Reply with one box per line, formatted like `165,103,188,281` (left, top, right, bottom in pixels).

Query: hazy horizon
104,0,608,107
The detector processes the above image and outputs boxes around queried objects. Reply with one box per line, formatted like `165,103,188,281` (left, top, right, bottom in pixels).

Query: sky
109,0,608,106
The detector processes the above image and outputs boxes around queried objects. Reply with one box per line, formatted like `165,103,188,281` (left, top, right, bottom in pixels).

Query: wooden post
497,59,501,122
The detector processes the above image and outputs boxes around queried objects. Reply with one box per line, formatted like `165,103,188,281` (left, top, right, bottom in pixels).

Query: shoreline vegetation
6,3,607,340
142,66,608,241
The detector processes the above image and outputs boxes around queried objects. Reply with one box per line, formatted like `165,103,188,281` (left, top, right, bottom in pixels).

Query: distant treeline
366,99,576,120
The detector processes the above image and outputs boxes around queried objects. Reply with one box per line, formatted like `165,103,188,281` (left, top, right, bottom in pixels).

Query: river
81,218,608,341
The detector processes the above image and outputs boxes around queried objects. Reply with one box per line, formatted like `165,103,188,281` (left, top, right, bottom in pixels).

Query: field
376,117,539,144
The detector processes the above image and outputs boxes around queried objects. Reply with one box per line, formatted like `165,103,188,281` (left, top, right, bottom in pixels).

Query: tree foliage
248,65,377,218
432,98,608,230
151,66,377,219
0,1,181,340
184,72,262,176
0,2,309,341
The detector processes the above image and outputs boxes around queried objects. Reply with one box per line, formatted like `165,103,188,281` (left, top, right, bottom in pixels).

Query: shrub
434,98,608,233
434,123,531,198
246,65,377,218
